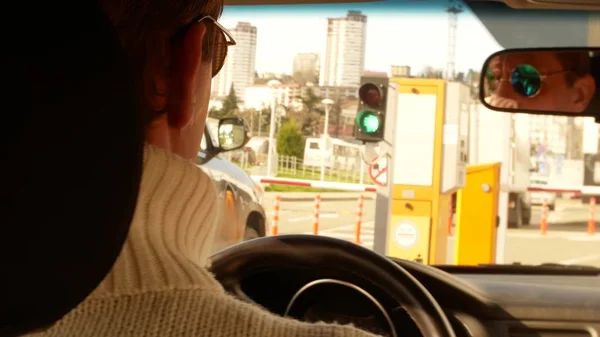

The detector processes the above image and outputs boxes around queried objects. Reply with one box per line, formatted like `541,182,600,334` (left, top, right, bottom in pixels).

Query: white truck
468,103,532,228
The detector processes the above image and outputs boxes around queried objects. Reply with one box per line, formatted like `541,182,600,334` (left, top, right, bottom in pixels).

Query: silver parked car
196,117,267,253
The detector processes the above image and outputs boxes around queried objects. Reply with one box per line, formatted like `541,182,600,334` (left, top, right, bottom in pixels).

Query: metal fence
226,150,369,184
276,155,369,184
254,154,367,183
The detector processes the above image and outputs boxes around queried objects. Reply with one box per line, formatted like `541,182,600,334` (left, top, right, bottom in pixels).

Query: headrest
0,2,143,336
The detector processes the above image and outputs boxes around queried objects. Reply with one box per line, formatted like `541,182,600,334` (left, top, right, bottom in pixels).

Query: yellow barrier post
384,79,468,264
454,162,501,265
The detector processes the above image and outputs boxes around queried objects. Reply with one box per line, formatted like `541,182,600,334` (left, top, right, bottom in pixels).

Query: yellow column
454,163,501,265
385,78,452,265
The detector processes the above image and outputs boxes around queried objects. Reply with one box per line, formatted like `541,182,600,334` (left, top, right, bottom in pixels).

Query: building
211,22,257,101
529,115,584,159
312,85,358,99
363,70,387,78
319,11,367,88
244,84,304,112
244,83,360,111
529,115,566,156
391,65,411,78
293,53,320,85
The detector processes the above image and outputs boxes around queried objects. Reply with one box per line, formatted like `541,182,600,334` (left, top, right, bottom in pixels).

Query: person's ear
571,74,596,112
164,22,209,129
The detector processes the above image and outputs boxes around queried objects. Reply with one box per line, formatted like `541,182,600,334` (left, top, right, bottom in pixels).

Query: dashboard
228,258,600,337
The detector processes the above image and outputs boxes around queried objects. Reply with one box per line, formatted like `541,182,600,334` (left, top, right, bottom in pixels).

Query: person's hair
98,0,224,125
555,51,592,87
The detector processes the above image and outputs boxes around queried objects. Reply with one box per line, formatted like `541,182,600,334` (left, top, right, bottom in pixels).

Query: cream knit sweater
27,145,381,337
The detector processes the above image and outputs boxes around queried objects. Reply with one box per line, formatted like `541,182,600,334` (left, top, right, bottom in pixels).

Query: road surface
263,195,600,267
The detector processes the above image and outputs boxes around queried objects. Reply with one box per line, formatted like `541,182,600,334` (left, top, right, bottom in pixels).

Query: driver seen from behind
25,1,381,337
484,50,596,113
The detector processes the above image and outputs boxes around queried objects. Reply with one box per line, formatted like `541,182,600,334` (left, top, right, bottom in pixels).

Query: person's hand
485,95,519,109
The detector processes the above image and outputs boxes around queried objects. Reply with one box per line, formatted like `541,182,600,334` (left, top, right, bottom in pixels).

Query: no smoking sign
368,155,388,186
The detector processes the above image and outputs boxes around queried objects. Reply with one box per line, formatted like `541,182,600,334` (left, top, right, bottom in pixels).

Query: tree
420,66,444,79
330,95,344,138
208,106,221,119
465,69,481,99
291,87,324,136
209,83,239,119
276,119,304,159
279,74,294,84
256,106,271,136
221,83,239,116
254,75,269,85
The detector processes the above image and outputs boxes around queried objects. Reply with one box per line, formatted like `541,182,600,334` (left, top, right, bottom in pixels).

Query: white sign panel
393,221,419,248
583,117,599,154
443,124,459,145
394,94,436,186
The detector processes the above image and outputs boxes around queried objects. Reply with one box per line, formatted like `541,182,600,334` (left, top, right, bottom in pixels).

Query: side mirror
217,117,250,152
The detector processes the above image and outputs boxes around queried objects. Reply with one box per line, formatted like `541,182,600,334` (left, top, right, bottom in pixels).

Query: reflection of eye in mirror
480,47,600,117
218,117,249,152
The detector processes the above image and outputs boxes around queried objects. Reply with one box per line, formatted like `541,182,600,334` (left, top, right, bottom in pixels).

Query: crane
446,0,463,81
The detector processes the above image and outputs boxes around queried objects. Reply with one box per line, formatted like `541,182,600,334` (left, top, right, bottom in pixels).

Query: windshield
210,0,599,268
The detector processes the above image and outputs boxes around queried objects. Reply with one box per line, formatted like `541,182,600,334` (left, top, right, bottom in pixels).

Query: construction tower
446,0,463,81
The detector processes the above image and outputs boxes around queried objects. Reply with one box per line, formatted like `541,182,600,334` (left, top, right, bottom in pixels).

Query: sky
220,0,503,76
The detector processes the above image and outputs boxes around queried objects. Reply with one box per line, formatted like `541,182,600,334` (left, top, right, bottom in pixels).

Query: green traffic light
356,110,381,134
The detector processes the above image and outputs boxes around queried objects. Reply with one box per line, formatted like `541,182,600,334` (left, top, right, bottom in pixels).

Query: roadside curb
277,196,375,202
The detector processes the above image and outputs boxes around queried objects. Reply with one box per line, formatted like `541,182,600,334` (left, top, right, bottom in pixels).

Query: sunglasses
176,15,237,78
486,64,569,98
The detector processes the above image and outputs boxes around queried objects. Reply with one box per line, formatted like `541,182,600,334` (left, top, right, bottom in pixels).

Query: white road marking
559,254,600,265
265,210,290,216
567,235,600,242
301,221,375,248
506,232,548,238
316,221,374,232
506,230,594,239
288,213,340,223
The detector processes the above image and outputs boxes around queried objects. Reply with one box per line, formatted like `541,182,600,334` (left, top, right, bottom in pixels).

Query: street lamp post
320,98,334,182
266,80,281,177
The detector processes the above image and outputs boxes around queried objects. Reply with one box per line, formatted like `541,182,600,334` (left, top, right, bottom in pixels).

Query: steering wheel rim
209,235,456,337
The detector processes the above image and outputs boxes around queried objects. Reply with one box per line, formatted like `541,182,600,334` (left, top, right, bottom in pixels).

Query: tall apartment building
211,22,257,101
293,53,320,85
319,11,367,88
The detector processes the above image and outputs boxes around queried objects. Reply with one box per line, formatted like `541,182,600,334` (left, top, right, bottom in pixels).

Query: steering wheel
210,235,455,337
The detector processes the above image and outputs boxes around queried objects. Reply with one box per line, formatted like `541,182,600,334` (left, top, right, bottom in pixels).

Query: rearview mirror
479,47,600,118
218,117,250,152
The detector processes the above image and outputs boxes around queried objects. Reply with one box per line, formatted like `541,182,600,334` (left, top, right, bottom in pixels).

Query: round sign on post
368,155,388,186
393,221,419,248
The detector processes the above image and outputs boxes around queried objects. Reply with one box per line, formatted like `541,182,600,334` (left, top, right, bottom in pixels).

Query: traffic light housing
355,76,389,143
